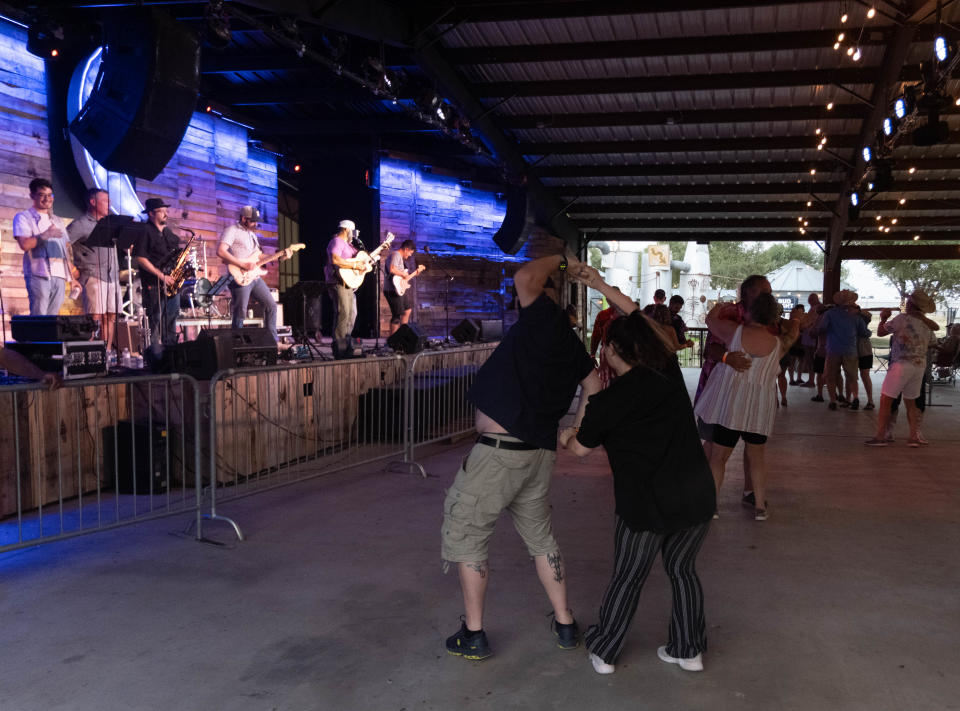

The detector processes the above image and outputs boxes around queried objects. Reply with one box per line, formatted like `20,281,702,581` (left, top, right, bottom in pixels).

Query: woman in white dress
694,293,798,521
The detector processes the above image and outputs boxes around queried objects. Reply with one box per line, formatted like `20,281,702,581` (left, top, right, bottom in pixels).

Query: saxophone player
133,197,182,353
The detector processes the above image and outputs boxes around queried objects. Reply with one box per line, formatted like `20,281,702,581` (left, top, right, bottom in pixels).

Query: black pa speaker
69,9,200,180
102,422,169,495
387,323,427,354
452,319,480,343
493,185,536,255
480,319,504,342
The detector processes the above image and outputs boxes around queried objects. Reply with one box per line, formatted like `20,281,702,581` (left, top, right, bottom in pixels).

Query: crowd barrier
204,343,497,540
0,344,497,552
0,373,203,554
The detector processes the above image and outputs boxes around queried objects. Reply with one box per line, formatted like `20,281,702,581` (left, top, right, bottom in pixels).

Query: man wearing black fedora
134,197,182,353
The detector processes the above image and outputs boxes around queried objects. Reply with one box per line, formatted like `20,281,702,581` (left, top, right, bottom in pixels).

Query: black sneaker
850,398,860,410
446,620,492,661
550,613,580,650
811,395,824,402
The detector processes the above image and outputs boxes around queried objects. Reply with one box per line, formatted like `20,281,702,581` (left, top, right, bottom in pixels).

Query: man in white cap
324,219,366,340
866,289,939,447
217,206,291,342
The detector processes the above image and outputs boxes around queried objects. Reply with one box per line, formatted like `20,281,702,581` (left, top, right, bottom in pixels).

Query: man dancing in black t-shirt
442,252,601,661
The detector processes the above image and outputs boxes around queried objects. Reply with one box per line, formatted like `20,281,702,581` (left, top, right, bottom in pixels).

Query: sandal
754,507,768,521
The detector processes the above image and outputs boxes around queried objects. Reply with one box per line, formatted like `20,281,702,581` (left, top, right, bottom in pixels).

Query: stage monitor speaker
69,8,200,180
387,323,427,354
452,318,480,343
332,336,363,359
480,319,504,342
493,185,536,255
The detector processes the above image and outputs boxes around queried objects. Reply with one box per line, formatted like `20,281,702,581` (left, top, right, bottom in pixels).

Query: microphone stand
423,246,454,344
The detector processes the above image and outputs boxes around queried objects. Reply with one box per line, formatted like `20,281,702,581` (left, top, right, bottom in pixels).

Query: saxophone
164,231,197,298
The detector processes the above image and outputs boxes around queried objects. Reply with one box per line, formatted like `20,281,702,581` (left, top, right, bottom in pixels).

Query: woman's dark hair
649,304,671,326
605,311,673,372
749,292,780,326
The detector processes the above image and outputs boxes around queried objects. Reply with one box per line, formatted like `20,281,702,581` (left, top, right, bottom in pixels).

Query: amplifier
11,315,97,341
5,341,107,379
161,328,277,379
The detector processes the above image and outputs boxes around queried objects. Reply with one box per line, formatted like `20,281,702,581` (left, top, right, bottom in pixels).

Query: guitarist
217,206,291,343
384,239,422,336
324,219,366,340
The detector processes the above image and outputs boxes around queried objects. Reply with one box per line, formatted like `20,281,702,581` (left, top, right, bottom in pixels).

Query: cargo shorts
441,437,558,563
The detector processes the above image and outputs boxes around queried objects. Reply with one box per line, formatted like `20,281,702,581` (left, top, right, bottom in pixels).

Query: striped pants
584,517,710,665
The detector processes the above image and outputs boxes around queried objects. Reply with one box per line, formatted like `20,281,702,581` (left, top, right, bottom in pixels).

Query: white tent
765,260,853,302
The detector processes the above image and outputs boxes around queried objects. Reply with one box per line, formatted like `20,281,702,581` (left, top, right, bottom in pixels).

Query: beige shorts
82,276,120,315
441,438,558,563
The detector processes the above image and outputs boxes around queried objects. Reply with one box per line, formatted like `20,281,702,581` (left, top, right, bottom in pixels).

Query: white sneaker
589,652,615,674
657,646,703,672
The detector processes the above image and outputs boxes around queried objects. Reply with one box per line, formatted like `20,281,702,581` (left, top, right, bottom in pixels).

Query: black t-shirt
468,292,595,450
576,360,716,534
134,222,181,287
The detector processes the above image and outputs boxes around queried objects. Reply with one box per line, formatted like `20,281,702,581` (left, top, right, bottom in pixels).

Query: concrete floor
1,371,958,711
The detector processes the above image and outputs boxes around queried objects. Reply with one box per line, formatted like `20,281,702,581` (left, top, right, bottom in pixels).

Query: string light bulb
834,42,841,50
908,166,916,174
838,33,845,42
852,48,861,61
826,102,834,110
841,13,848,23
913,234,920,240
867,7,876,19
810,168,817,175
807,201,812,207
899,198,906,205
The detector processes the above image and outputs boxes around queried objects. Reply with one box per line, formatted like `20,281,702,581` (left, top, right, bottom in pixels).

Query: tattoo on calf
547,552,564,583
466,562,488,578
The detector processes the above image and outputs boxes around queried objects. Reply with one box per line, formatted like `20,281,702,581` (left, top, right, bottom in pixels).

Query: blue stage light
894,98,906,119
882,117,895,136
850,192,859,207
935,36,948,62
862,146,872,163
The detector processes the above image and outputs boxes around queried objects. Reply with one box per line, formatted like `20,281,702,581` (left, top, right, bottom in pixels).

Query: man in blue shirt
818,290,871,410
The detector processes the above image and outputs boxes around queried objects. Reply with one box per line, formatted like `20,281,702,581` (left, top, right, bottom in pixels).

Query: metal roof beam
566,199,960,214
472,67,921,99
839,244,960,259
414,0,829,24
556,180,960,197
443,28,926,65
535,157,960,178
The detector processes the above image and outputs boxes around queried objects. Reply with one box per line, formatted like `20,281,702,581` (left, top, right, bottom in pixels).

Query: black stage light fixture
27,12,65,59
873,160,894,192
882,116,898,137
894,86,917,119
203,0,232,49
848,191,861,220
861,146,873,163
935,35,955,64
913,116,950,146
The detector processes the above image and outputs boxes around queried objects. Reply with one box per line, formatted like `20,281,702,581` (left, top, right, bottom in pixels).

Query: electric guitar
339,233,394,290
393,264,426,296
228,243,305,286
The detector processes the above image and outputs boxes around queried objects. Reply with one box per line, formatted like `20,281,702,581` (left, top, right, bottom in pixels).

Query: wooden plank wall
0,21,279,333
377,158,566,338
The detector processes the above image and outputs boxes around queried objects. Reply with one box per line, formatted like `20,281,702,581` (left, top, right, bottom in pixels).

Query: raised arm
705,303,740,346
513,254,569,307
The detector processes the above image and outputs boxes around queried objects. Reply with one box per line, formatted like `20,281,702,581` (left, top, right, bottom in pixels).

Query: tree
863,253,960,305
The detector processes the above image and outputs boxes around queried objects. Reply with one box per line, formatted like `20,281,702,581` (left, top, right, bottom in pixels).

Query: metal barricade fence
403,344,497,475
206,355,410,539
0,373,203,554
678,327,708,368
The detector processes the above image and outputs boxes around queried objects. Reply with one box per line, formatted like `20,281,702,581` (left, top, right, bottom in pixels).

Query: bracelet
721,352,728,364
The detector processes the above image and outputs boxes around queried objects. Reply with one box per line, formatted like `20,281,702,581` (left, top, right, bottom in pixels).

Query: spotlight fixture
26,12,65,59
861,146,872,163
203,0,232,50
361,57,396,95
849,192,860,207
893,86,917,119
882,116,897,136
868,182,874,190
934,36,955,64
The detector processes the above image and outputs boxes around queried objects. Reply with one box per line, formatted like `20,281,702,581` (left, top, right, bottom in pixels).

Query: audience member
866,290,938,447
856,309,876,410
560,274,714,676
694,293,798,520
818,290,870,410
